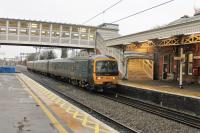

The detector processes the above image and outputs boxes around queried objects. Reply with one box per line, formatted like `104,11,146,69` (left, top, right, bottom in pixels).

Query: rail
22,70,139,133
100,93,200,130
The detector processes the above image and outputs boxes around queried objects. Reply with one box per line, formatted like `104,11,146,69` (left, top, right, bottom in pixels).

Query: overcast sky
0,0,198,58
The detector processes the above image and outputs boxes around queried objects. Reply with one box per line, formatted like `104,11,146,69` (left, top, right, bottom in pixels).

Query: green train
27,55,119,91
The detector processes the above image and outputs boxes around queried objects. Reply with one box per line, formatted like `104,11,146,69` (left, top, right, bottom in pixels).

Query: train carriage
27,55,119,91
34,60,49,74
48,59,73,78
27,61,34,70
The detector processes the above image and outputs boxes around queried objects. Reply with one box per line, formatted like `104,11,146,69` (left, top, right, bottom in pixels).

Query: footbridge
0,18,118,49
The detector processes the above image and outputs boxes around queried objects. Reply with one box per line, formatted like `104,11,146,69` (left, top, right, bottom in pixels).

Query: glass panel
52,24,60,31
20,29,28,35
31,29,39,35
182,54,186,62
20,21,28,28
52,31,60,37
0,27,6,33
42,30,50,36
72,27,79,32
80,27,88,33
96,61,118,76
62,32,70,37
81,34,88,39
42,23,50,30
89,34,94,40
62,26,70,32
163,55,169,64
188,63,193,75
188,53,193,62
182,63,185,75
90,28,96,34
0,20,6,27
9,21,17,27
72,33,79,39
31,23,39,29
8,28,17,34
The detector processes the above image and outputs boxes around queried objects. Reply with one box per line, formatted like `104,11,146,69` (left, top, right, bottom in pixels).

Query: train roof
89,55,116,60
48,58,73,62
27,55,116,63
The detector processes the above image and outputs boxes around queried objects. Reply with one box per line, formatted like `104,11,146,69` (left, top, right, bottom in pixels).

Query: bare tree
40,50,57,60
26,53,37,61
61,48,68,58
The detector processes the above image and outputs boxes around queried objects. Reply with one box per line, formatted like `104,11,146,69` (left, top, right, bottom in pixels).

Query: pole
179,47,183,88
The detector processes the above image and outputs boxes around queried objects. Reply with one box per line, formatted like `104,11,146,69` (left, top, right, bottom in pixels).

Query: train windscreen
96,61,118,76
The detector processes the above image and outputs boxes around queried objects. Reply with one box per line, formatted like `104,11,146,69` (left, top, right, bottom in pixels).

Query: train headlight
113,77,116,79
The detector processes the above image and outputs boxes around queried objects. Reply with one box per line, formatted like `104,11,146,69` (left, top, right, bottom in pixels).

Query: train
27,55,119,91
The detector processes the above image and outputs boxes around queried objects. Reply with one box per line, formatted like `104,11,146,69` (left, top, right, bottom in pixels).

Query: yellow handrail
142,59,153,79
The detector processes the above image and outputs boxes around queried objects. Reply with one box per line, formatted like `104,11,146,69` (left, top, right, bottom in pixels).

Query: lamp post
179,47,183,88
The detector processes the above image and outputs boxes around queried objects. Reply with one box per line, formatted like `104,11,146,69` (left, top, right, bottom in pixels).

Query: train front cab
91,57,118,91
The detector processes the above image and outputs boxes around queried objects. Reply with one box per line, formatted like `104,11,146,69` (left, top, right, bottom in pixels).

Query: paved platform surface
0,73,118,133
119,80,200,99
0,74,59,133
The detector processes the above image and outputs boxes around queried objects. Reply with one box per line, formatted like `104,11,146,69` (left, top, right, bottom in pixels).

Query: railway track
100,93,200,130
18,67,200,131
20,69,139,133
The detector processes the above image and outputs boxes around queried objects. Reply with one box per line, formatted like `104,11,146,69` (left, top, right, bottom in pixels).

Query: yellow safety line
82,115,88,126
95,124,100,133
73,111,78,118
16,75,68,133
18,74,115,133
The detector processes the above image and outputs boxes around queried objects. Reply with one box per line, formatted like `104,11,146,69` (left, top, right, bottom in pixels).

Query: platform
119,80,200,99
117,80,200,116
0,73,118,133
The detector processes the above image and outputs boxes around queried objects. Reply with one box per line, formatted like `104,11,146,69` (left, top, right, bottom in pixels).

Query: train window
96,61,118,76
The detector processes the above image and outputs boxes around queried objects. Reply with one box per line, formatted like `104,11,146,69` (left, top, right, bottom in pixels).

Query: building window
188,53,193,75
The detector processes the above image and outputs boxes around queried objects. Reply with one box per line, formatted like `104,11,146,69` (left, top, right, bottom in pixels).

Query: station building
101,11,200,85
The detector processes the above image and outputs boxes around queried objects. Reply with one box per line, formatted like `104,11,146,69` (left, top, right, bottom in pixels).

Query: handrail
143,59,153,79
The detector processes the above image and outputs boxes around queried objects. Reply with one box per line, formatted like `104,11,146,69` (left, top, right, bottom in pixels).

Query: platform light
97,77,101,80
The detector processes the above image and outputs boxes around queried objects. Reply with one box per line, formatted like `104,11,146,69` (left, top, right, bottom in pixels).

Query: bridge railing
0,19,96,48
